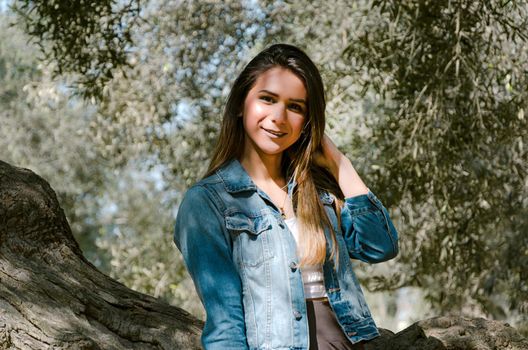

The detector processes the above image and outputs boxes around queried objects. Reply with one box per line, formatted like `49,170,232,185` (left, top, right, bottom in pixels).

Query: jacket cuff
343,188,384,211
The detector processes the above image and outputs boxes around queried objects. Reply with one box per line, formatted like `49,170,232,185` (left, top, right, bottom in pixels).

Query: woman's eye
260,96,274,102
289,104,303,112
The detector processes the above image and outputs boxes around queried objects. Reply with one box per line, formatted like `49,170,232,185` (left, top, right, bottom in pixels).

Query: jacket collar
217,158,255,193
217,158,297,197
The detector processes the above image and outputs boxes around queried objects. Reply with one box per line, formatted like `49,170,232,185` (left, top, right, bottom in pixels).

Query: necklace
278,182,289,219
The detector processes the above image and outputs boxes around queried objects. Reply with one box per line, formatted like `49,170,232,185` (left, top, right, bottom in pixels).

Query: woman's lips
262,127,287,137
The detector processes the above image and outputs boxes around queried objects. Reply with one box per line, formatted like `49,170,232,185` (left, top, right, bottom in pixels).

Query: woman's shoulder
194,173,222,188
186,165,226,192
183,176,221,202
192,160,236,188
179,169,227,212
177,180,224,221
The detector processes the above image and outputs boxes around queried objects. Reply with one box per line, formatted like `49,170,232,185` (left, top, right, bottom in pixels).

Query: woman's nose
271,103,287,123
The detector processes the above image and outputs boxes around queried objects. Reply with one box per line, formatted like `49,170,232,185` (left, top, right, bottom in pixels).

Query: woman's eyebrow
258,89,306,104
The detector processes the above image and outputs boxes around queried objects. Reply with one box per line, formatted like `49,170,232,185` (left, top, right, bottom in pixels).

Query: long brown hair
203,43,344,267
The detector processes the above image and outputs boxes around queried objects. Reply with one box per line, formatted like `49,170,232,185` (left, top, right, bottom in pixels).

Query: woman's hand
313,133,369,197
312,133,344,176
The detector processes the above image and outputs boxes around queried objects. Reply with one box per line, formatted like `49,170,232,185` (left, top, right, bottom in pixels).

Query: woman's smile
261,127,287,138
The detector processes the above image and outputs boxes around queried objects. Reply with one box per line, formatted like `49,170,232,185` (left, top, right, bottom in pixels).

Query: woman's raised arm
314,133,399,263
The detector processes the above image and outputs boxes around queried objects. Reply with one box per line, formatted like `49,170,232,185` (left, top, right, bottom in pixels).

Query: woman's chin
256,145,289,156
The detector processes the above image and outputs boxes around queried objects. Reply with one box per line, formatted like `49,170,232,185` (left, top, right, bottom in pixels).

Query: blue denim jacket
173,158,399,349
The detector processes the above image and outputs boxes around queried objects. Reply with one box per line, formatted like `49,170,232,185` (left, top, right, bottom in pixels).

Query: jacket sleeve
339,189,399,263
173,185,249,350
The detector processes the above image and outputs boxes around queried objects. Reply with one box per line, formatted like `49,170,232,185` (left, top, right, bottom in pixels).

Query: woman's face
241,66,307,158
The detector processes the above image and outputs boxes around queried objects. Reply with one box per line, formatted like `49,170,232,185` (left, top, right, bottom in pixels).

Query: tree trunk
365,316,528,350
1,160,526,349
0,160,202,349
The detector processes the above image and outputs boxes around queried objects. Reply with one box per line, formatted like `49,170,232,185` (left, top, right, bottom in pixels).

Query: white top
284,216,328,299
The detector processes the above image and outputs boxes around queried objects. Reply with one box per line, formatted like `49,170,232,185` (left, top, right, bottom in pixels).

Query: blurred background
1,0,526,335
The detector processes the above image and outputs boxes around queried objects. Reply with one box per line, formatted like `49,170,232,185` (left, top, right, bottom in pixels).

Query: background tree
5,0,527,334
340,0,528,322
0,15,106,265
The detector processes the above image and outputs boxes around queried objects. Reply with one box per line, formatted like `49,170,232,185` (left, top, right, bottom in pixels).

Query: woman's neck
239,148,284,185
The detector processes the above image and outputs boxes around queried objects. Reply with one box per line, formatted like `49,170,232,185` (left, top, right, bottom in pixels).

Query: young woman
173,43,399,350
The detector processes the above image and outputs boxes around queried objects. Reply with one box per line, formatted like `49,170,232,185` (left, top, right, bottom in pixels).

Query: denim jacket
173,158,399,350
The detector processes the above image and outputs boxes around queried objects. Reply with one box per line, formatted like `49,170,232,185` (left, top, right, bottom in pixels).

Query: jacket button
289,261,298,272
293,310,302,320
279,223,285,228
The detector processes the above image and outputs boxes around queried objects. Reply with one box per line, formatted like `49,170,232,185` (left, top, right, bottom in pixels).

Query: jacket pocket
226,211,274,267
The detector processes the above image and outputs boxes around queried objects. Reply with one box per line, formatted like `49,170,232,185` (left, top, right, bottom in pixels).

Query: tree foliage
342,0,528,317
11,0,141,99
0,13,204,316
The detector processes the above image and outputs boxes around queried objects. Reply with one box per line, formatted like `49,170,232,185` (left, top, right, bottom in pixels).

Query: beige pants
306,299,365,350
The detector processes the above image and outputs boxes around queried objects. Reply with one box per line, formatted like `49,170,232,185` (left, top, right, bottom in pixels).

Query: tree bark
0,160,203,349
365,316,528,350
